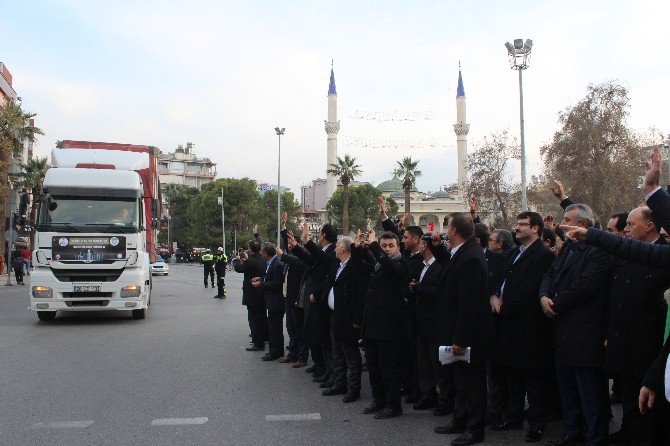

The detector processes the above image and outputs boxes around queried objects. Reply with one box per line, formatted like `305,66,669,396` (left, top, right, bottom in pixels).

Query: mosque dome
377,176,418,193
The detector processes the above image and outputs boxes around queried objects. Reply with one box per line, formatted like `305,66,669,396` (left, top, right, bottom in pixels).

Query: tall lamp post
274,127,285,247
505,38,533,211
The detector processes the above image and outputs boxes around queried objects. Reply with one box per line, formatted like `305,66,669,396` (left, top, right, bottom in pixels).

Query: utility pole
5,192,14,286
221,186,226,252
274,127,285,247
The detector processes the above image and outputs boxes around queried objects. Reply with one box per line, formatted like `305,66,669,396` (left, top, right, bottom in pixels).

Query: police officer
214,247,228,299
201,249,215,288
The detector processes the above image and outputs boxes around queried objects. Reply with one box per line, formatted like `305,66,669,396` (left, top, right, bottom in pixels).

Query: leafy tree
13,156,49,248
466,130,520,228
541,81,644,220
159,184,198,251
327,154,362,234
188,178,259,250
257,189,301,244
327,184,398,233
393,156,422,214
0,101,43,242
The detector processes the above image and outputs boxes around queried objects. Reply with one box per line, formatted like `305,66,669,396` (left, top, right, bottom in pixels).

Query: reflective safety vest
201,253,214,262
217,253,228,262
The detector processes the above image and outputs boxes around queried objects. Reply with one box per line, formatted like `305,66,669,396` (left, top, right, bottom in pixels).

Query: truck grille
52,269,123,282
64,300,111,307
62,292,113,298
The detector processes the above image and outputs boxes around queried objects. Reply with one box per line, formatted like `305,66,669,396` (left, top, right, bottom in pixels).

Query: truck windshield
37,195,140,233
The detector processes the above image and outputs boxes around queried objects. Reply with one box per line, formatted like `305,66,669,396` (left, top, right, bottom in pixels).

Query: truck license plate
74,286,101,292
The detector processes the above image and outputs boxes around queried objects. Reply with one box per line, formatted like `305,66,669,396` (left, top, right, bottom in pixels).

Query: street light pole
221,187,225,250
274,127,285,247
505,38,533,211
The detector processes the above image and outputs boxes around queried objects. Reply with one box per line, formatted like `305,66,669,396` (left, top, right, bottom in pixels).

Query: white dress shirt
450,242,464,257
328,259,348,310
419,257,435,282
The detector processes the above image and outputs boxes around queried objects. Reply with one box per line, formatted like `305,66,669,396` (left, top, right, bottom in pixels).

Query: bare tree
466,130,520,228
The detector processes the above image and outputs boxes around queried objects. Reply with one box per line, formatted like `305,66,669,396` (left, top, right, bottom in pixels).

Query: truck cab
30,148,156,321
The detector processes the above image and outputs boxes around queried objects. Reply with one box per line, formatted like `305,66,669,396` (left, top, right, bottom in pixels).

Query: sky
1,0,668,195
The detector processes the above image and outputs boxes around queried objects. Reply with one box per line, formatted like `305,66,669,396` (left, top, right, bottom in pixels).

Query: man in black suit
603,206,670,445
289,223,338,382
233,240,268,352
489,211,555,443
433,213,495,446
358,229,408,419
539,203,612,446
411,233,453,415
251,242,285,361
475,222,508,427
317,235,366,403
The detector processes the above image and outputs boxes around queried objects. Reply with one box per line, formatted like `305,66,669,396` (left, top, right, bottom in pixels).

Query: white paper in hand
438,346,471,365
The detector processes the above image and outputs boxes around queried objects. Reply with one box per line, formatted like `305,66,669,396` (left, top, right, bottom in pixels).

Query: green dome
377,176,418,193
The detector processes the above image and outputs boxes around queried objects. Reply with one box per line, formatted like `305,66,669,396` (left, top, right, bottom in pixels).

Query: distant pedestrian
214,247,227,299
11,247,24,285
20,245,31,275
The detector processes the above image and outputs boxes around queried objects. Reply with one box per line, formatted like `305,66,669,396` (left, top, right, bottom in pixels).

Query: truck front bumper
29,267,149,312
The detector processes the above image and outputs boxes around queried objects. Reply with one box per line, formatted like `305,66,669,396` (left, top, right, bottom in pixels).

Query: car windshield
37,195,140,233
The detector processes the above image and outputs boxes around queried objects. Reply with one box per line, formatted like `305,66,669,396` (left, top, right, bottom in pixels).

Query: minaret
325,62,340,200
453,66,469,194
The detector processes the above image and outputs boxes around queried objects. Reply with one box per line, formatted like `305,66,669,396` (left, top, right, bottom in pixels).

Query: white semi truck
29,141,161,321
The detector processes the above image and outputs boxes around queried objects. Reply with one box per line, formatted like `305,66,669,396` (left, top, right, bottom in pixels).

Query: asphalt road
0,264,622,445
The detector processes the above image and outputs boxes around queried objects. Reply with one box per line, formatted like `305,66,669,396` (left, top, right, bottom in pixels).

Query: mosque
301,64,469,233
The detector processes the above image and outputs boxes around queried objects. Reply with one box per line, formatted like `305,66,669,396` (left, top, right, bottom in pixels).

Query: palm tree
14,157,50,248
327,154,362,234
0,101,43,245
393,156,422,215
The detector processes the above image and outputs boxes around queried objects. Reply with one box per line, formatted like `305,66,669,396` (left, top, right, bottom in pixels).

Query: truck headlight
32,286,53,298
120,285,141,298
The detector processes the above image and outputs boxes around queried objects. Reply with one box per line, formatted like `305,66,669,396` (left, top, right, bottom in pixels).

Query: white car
150,260,169,276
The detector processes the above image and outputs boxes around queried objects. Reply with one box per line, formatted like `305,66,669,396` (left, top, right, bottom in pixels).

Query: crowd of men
229,148,670,446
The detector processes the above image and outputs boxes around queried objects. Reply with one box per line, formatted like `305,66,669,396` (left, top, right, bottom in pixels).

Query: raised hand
367,228,376,244
286,232,297,250
550,179,567,201
399,213,409,228
252,224,258,234
560,225,588,241
354,229,363,248
644,145,661,196
301,222,310,243
378,196,388,220
275,246,284,257
469,196,478,215
281,211,288,228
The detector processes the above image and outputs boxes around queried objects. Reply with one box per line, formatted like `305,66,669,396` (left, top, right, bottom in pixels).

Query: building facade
158,142,217,190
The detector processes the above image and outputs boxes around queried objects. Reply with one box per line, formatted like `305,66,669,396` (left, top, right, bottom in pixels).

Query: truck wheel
37,311,57,321
132,308,147,320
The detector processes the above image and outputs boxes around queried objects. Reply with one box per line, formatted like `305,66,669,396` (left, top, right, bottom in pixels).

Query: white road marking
265,413,321,421
32,420,94,429
150,417,208,426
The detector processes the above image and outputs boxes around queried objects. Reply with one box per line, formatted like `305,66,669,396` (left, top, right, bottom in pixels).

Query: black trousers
247,304,267,348
216,272,225,296
416,334,454,408
267,310,285,358
487,362,509,423
400,315,419,396
555,363,609,446
286,301,308,362
330,313,362,393
650,396,670,446
203,266,214,286
452,361,488,434
619,373,652,445
365,338,401,410
502,366,547,430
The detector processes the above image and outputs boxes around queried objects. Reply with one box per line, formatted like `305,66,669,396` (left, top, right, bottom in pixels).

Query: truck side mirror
151,220,159,229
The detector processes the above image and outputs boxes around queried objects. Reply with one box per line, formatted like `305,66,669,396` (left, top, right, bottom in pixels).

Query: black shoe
342,391,360,403
545,435,588,446
608,429,631,444
305,365,316,373
245,345,264,351
313,373,331,383
374,407,402,419
404,394,419,404
261,354,280,361
319,381,334,389
362,400,385,414
524,427,544,443
450,431,484,446
413,398,438,410
213,295,224,299
322,387,347,396
433,405,453,416
489,420,523,431
434,422,466,435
